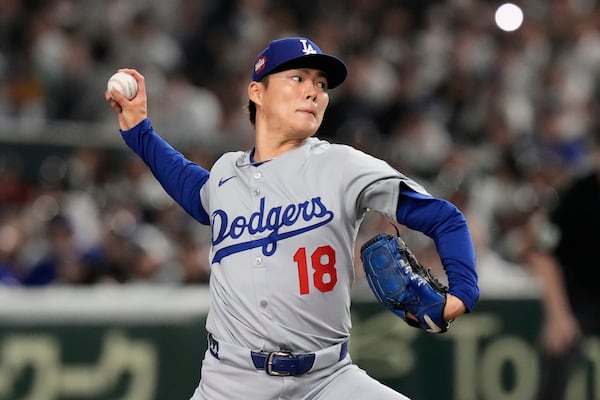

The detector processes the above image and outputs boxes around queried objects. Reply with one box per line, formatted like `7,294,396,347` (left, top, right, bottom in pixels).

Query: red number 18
293,245,337,295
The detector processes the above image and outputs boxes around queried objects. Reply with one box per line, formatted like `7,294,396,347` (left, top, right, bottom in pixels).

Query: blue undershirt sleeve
120,118,210,225
396,190,480,311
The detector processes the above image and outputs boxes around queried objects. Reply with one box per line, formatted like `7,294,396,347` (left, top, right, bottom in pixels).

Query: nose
305,82,317,102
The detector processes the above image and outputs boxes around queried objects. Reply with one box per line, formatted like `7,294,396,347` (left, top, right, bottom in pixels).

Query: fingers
105,90,125,113
105,68,144,114
105,68,144,101
108,98,122,114
106,88,126,102
405,312,418,322
118,68,146,97
105,68,147,130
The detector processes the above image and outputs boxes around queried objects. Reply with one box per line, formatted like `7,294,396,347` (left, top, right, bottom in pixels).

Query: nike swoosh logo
218,176,236,187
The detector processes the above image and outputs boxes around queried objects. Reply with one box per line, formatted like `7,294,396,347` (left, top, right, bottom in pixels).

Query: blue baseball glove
360,233,451,333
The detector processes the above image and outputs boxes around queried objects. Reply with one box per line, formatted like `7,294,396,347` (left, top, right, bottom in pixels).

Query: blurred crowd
0,0,599,288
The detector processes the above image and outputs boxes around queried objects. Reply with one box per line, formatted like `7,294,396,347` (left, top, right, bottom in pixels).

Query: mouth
297,109,316,118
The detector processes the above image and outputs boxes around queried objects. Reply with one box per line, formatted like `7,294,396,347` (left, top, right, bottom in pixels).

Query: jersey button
255,257,262,265
254,172,262,179
259,300,268,308
254,188,261,196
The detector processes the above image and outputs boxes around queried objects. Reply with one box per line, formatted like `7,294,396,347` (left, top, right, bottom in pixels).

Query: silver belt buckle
266,351,293,376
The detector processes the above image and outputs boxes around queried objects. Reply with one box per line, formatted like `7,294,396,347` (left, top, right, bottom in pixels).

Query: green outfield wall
0,287,597,400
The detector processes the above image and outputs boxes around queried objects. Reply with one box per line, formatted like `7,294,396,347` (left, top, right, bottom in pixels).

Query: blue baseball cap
252,37,348,89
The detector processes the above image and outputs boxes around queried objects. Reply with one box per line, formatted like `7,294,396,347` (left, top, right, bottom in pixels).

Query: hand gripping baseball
360,233,451,333
105,69,147,131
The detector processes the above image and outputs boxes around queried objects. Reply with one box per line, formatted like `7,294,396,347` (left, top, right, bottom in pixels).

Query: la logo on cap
300,39,317,55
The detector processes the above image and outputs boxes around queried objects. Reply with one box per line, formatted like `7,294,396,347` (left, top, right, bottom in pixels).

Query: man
106,37,479,399
533,130,600,400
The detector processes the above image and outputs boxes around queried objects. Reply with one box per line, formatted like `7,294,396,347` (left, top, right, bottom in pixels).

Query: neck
253,119,311,161
253,134,306,162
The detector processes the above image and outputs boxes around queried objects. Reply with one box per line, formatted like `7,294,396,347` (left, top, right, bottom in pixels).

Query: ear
248,81,263,106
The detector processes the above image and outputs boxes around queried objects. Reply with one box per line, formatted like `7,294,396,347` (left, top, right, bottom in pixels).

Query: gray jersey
200,137,428,352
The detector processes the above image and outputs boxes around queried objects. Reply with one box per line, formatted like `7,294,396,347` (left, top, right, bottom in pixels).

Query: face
250,68,330,139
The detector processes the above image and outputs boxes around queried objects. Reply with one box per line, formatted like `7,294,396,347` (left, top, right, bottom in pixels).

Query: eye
292,75,302,82
317,81,328,90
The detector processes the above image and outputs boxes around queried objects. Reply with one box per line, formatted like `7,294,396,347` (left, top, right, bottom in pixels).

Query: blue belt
208,334,348,376
251,341,348,376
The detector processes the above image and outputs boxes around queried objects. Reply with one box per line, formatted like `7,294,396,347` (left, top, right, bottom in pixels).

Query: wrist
444,294,467,320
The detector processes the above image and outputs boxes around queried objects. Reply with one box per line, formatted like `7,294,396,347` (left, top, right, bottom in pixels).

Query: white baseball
107,72,138,100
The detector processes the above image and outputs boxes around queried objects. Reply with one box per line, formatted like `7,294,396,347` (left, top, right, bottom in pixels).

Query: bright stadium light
495,3,524,32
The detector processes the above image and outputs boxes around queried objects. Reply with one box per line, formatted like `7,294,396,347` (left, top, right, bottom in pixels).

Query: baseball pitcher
106,37,480,399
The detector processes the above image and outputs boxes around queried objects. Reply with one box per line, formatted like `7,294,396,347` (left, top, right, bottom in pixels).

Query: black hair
248,100,257,125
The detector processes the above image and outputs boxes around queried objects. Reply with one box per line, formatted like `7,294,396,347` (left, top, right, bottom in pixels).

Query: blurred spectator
388,109,453,180
1,62,46,125
0,215,25,285
0,0,598,294
530,130,600,400
78,203,176,284
176,229,211,285
0,151,29,206
111,8,183,74
43,26,107,121
152,69,224,144
22,214,85,285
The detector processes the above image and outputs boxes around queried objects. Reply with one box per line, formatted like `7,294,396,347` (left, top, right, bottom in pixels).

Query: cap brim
269,54,348,89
